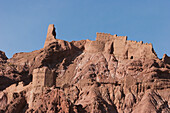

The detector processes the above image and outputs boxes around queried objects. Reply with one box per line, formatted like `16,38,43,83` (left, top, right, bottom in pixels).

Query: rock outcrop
162,54,170,64
0,51,7,63
44,24,57,48
0,24,169,113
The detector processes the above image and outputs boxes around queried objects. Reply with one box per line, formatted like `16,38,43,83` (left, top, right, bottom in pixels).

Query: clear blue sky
0,0,169,58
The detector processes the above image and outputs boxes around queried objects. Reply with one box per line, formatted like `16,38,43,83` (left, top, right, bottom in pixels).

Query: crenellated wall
85,40,105,53
96,32,127,42
96,32,117,41
43,24,157,60
85,32,157,60
125,41,157,59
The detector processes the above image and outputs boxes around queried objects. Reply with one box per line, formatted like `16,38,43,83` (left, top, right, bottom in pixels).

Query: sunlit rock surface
0,24,169,113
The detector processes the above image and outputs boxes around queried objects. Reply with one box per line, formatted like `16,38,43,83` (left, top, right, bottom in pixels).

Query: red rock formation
162,54,170,64
44,24,57,48
0,24,169,113
0,51,7,64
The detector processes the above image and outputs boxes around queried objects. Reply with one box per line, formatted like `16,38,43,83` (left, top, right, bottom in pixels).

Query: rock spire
44,24,56,48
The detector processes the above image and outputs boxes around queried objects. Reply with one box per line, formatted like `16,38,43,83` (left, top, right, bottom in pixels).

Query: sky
0,0,169,58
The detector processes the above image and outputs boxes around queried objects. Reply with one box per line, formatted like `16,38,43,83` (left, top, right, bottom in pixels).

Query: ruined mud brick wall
32,67,54,88
113,36,127,60
96,32,117,41
85,40,105,52
95,32,157,60
126,41,157,59
27,67,55,108
43,25,157,60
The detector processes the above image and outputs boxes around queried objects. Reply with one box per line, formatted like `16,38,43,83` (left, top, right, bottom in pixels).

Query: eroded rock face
0,51,8,61
0,24,169,113
162,54,170,64
44,24,57,48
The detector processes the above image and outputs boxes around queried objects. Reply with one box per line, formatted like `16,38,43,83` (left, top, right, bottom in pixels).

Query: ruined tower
32,67,54,88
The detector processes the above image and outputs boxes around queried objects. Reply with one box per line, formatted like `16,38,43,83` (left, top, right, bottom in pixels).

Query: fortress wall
32,68,46,87
117,36,128,42
32,67,54,88
113,39,157,60
96,32,117,42
45,68,54,87
126,41,143,59
92,32,157,60
85,40,105,52
29,67,55,108
113,36,127,59
140,44,157,59
2,67,55,107
126,41,157,59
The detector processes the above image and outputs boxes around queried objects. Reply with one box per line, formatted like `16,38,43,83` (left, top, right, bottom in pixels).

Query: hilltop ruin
45,24,157,60
0,24,169,113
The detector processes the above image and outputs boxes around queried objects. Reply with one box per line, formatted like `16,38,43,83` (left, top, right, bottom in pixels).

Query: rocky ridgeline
0,24,169,113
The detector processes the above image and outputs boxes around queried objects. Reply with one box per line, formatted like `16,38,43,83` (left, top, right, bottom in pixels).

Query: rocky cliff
0,24,169,113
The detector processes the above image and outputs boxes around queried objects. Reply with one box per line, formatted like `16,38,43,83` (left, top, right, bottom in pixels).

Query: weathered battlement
43,24,157,60
84,32,157,60
85,40,105,52
96,32,127,42
96,32,116,41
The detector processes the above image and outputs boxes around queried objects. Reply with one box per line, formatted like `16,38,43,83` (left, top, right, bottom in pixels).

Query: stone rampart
126,41,157,59
85,40,105,52
95,32,157,60
96,32,117,42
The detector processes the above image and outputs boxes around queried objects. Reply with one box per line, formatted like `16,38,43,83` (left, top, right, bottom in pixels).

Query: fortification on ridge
44,24,158,60
96,32,127,42
85,32,157,60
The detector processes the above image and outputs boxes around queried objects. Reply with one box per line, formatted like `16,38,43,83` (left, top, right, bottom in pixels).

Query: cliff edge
0,24,169,113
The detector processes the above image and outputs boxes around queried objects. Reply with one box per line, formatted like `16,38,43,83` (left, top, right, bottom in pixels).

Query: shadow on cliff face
41,41,84,70
0,73,32,91
0,76,15,91
96,97,118,113
2,39,85,91
1,91,29,113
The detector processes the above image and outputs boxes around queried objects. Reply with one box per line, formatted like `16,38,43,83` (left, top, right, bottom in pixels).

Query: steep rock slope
0,24,169,113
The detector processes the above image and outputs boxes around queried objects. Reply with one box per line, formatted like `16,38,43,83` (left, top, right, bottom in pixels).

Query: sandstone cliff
0,24,169,113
